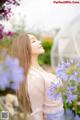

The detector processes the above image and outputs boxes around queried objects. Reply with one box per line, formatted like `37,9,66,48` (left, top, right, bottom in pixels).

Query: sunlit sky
1,0,80,32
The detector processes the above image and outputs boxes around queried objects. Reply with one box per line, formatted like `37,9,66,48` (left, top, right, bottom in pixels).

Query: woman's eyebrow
32,40,35,43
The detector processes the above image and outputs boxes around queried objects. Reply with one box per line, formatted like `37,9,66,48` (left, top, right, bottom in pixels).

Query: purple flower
0,55,25,91
0,48,7,56
55,59,80,107
0,0,21,20
65,109,74,120
75,115,80,120
0,72,9,90
77,77,80,82
69,74,77,81
0,24,4,31
0,24,14,39
0,24,4,40
9,66,24,90
47,81,62,100
5,55,20,67
69,86,77,91
0,34,3,40
6,31,14,37
67,94,77,103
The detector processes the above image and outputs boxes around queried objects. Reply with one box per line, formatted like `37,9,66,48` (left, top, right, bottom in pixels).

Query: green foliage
0,36,15,60
0,37,12,51
38,36,53,65
42,37,53,51
10,16,26,33
38,51,51,65
56,60,80,114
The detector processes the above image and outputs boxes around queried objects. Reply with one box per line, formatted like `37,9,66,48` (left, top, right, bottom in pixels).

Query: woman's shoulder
27,67,45,93
42,70,61,85
48,72,58,80
28,66,59,84
28,66,42,77
27,66,45,83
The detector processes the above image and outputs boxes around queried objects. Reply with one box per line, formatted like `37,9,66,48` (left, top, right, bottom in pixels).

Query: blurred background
0,0,80,119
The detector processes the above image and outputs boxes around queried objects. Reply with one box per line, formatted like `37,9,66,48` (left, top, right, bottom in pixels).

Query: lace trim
31,108,43,116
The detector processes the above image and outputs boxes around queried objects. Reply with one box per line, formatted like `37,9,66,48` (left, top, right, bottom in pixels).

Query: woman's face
28,34,45,55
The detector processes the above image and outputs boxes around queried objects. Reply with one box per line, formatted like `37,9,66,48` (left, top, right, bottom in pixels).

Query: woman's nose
38,41,41,44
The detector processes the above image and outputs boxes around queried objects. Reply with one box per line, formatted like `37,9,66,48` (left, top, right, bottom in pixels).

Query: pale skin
27,35,64,120
28,34,45,68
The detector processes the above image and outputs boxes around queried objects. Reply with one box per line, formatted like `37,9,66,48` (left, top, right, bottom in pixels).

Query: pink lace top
27,66,64,120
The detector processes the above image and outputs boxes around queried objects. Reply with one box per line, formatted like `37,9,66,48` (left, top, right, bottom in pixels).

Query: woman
11,33,65,120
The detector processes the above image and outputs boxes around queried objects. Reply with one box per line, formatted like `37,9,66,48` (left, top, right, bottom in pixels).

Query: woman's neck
31,55,40,68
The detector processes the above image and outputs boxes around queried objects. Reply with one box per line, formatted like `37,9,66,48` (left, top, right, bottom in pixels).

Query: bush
38,36,53,65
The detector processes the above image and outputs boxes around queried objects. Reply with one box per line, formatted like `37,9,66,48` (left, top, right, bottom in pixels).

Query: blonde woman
11,33,65,120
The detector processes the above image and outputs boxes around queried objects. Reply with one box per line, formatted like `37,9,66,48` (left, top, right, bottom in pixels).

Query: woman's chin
39,49,45,54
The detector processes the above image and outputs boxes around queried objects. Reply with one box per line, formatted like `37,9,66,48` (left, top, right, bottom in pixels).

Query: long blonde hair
11,33,32,114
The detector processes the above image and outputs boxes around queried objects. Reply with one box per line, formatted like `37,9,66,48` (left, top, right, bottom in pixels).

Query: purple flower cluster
0,24,4,40
5,31,14,37
0,55,25,91
47,78,62,100
47,59,80,107
55,59,80,103
0,48,7,57
0,0,21,20
47,60,80,115
65,109,75,120
47,82,61,100
0,24,14,40
65,109,80,119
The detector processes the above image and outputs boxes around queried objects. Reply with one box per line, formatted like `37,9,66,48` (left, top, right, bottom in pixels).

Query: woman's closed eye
32,40,36,43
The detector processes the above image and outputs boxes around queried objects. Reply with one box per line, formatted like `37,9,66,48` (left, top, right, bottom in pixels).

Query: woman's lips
39,45,42,48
